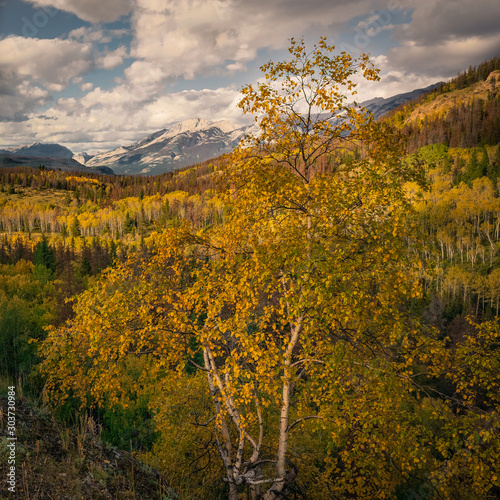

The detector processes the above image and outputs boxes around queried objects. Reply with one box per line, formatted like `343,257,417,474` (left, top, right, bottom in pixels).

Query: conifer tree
33,235,57,275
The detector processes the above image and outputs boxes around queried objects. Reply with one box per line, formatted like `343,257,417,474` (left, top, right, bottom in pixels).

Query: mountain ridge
0,83,443,176
0,142,74,158
83,118,257,176
81,84,442,176
0,152,114,174
360,83,443,120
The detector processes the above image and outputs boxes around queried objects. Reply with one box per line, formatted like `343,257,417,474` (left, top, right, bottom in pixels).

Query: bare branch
287,415,323,432
188,359,209,372
192,415,216,427
247,477,286,486
290,358,326,368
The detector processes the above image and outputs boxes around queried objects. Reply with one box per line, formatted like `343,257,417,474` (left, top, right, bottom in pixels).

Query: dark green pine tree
123,212,135,234
494,145,500,169
33,236,57,274
79,256,92,277
478,147,490,178
109,240,117,265
70,216,81,237
490,145,500,183
465,149,478,181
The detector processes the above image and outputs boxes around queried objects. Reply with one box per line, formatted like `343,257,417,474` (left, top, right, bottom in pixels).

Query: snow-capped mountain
0,152,114,174
0,142,74,158
72,152,94,165
0,142,114,173
82,84,441,176
84,118,255,176
1,84,443,177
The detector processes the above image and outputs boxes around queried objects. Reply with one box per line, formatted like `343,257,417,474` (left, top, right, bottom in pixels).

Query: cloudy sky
0,0,499,155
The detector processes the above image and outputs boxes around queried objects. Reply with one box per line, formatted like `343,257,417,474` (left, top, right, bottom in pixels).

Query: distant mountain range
0,83,441,176
0,142,74,158
359,83,443,120
0,142,113,174
0,152,114,175
83,118,258,176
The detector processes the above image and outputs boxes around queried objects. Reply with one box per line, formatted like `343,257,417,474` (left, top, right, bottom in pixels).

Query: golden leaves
37,37,500,499
234,37,385,191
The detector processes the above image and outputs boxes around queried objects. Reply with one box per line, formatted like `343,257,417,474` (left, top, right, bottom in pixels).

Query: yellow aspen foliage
40,38,500,500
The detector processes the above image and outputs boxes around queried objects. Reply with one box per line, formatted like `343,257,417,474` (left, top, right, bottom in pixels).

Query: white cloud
388,33,500,77
97,46,129,69
68,27,130,44
0,36,94,88
1,0,396,131
129,0,391,80
387,0,500,76
355,13,395,38
121,60,167,92
226,62,247,74
25,0,132,23
401,0,500,45
142,87,243,129
0,36,96,121
0,81,242,154
0,35,129,121
344,0,500,98
80,82,93,92
349,53,446,102
3,0,500,155
0,78,50,123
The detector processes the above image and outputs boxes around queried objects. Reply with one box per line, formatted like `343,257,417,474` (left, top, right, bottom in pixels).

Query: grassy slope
0,382,174,500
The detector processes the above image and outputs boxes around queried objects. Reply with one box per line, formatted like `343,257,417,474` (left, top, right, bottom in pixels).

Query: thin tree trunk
229,483,238,500
263,316,303,500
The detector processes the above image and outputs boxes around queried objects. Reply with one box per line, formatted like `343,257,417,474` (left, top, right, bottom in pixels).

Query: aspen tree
41,39,429,499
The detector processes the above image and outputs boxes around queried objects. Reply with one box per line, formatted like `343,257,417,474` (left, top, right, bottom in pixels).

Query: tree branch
287,415,323,432
290,358,325,368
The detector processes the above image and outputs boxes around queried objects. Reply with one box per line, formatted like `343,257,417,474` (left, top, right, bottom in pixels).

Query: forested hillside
1,44,500,500
387,57,500,150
